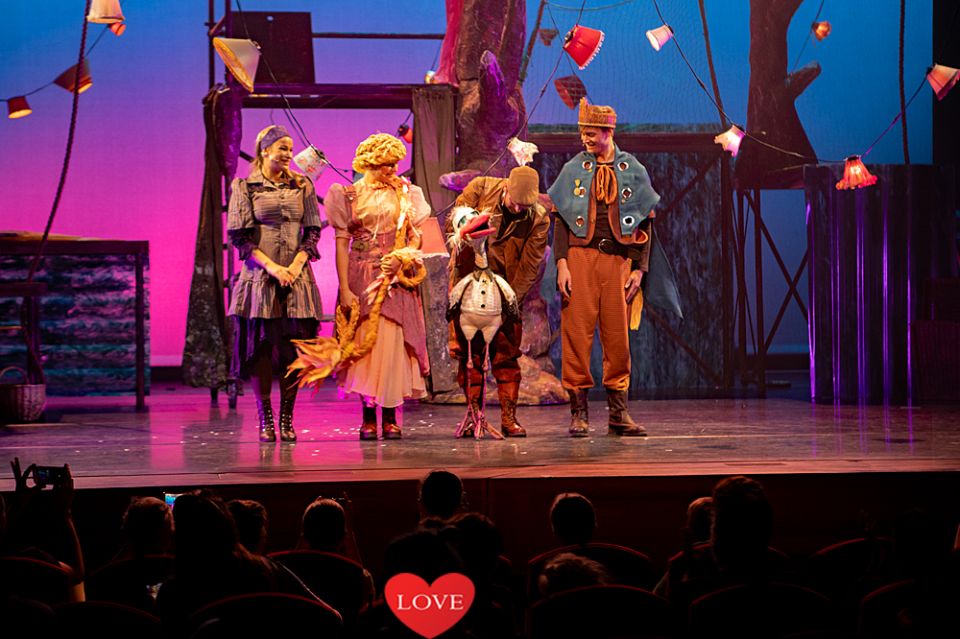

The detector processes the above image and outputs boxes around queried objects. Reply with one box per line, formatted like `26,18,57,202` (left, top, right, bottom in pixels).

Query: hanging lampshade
812,21,831,41
562,25,604,70
86,0,124,24
54,60,93,94
397,124,413,144
507,137,539,166
212,37,260,93
554,75,587,109
7,96,32,119
646,24,674,51
714,125,745,157
538,28,559,46
835,156,878,190
293,145,327,179
109,22,126,36
927,64,959,101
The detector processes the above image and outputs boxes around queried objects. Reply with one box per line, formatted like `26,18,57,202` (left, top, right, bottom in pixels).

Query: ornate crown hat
577,98,617,129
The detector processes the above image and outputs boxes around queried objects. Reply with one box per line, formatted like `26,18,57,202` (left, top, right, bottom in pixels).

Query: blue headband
259,125,291,152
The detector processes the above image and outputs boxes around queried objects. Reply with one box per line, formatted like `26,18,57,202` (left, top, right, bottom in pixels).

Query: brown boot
568,389,589,437
606,388,646,436
497,381,526,437
359,401,377,440
457,376,484,438
382,406,402,440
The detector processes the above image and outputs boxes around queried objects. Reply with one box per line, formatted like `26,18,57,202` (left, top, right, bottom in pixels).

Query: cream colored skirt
340,316,426,408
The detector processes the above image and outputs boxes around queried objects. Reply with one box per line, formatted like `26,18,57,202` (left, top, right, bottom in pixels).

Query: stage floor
2,385,958,491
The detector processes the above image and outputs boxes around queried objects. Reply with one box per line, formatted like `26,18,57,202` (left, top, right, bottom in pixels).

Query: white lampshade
646,24,674,52
87,0,124,24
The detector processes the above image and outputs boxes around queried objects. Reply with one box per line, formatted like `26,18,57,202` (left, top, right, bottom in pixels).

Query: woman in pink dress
324,134,431,440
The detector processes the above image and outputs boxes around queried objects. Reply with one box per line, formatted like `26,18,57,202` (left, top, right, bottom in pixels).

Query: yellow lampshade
212,37,260,93
86,0,124,24
7,96,32,119
54,60,93,94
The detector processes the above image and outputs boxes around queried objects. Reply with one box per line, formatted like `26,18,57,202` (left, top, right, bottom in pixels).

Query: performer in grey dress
227,125,323,443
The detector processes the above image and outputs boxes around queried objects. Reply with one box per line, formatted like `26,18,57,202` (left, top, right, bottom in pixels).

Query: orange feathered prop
287,191,427,390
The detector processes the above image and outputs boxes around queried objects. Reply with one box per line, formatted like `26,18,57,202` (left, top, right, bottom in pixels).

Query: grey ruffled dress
227,168,323,377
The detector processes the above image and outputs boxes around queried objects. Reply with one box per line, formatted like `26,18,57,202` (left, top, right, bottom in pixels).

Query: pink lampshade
646,24,674,51
714,125,745,157
835,156,878,190
927,64,959,101
86,0,124,24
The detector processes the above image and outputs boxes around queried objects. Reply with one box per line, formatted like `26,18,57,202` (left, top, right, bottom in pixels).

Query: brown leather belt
589,237,628,257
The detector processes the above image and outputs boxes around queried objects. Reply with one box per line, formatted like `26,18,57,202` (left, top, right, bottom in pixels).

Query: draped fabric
412,86,457,215
181,85,242,388
805,164,957,405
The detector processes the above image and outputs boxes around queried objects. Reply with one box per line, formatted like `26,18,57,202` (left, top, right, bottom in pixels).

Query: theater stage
2,384,958,573
2,384,959,490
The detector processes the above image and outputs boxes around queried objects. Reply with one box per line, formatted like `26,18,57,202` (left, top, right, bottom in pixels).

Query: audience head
419,470,465,521
550,493,596,546
122,496,173,556
443,512,503,583
538,552,608,597
227,499,268,555
172,491,241,568
383,529,464,584
710,476,772,569
686,496,713,545
301,498,346,552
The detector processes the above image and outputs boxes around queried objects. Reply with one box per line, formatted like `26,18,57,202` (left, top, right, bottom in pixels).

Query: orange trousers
560,246,632,391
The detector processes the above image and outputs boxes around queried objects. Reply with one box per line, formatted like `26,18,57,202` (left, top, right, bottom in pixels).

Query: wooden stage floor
2,385,958,491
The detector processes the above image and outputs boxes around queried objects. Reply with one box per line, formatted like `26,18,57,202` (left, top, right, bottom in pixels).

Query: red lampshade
54,60,93,94
538,28,559,46
927,64,959,101
397,124,413,144
714,125,745,157
812,21,831,41
562,25,604,70
835,156,878,190
554,75,587,109
646,24,674,51
109,22,126,36
7,96,32,119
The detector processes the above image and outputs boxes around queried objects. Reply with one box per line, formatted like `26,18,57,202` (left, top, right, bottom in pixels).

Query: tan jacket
447,177,550,302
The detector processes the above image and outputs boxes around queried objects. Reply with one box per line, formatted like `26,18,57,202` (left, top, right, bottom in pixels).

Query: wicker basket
0,366,46,423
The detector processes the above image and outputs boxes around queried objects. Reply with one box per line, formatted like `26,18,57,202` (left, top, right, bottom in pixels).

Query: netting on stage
521,0,725,128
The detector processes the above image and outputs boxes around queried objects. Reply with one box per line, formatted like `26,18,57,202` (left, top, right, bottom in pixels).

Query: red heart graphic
385,572,475,638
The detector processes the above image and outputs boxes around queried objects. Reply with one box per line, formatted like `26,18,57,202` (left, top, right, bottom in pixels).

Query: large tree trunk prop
735,0,821,188
441,0,527,189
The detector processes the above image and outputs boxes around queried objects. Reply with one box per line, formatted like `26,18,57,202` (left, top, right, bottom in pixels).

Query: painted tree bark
735,0,820,188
